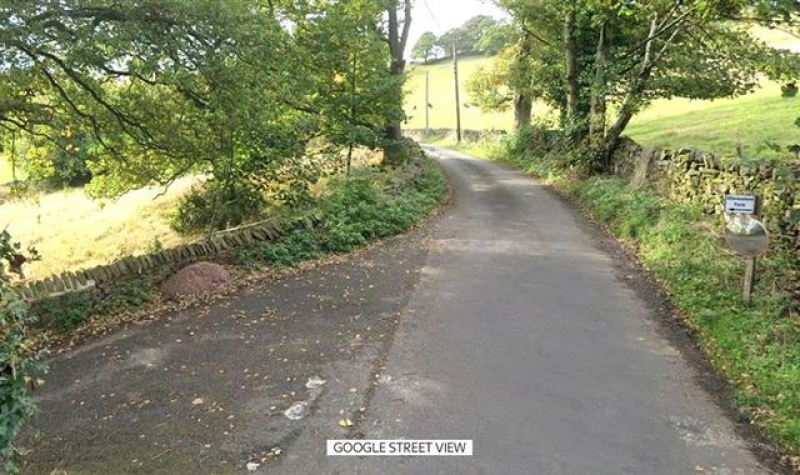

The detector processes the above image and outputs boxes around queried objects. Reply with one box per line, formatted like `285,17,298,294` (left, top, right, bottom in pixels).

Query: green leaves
0,231,47,471
237,153,446,266
412,32,438,62
487,0,798,165
1,0,405,199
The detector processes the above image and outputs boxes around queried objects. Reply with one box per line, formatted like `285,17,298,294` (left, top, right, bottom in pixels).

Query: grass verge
463,138,800,469
237,155,447,268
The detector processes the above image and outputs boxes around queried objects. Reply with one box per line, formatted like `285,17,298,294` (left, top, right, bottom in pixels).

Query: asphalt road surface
280,147,771,474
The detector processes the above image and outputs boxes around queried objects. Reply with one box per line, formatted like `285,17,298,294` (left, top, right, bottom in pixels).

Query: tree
286,0,402,172
468,1,569,130
582,1,797,167
381,0,413,165
486,0,799,169
476,22,517,55
0,0,305,198
412,31,438,63
0,230,46,472
0,0,413,227
439,15,500,56
467,30,539,129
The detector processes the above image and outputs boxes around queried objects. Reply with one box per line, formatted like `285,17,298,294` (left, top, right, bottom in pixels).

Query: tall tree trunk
602,18,660,167
564,8,580,135
513,94,532,130
384,59,404,134
589,21,610,170
590,22,608,142
384,0,412,166
513,30,534,130
603,101,635,162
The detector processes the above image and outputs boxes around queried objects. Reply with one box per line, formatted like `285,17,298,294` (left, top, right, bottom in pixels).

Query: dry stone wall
613,140,800,250
13,213,320,302
404,128,508,145
612,139,800,305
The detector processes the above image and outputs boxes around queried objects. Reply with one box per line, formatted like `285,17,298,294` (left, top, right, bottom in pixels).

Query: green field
405,56,518,131
627,24,800,156
405,49,800,158
626,82,799,158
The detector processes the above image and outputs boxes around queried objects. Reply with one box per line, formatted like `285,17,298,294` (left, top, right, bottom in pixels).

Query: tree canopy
410,14,514,62
468,0,800,168
412,31,438,63
0,0,409,199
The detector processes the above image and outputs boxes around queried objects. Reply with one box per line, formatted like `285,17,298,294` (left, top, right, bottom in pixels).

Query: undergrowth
30,282,156,335
237,156,447,268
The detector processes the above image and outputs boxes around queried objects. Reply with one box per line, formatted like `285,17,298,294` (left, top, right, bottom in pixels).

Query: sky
406,0,509,57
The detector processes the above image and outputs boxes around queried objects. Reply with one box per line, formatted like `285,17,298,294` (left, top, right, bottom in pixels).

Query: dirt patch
161,262,232,301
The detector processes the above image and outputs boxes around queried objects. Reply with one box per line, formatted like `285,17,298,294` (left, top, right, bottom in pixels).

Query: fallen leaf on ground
339,419,353,428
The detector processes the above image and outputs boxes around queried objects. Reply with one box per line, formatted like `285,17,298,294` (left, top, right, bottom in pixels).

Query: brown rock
161,261,231,300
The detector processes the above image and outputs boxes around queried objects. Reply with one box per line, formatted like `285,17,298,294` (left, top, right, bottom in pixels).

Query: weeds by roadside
26,155,447,340
29,282,156,335
237,157,447,269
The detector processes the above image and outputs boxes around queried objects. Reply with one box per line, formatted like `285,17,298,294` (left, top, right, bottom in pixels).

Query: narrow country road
21,147,773,475
279,147,771,474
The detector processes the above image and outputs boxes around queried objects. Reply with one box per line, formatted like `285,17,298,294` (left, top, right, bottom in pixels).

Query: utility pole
425,70,430,133
453,44,462,144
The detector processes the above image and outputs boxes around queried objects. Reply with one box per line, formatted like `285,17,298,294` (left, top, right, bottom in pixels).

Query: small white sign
327,440,473,457
724,195,757,215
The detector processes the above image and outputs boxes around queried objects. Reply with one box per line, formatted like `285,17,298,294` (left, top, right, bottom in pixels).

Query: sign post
743,256,756,304
723,195,768,305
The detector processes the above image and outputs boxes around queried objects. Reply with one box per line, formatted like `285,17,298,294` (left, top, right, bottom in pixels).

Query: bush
781,82,798,98
29,292,95,334
238,155,446,267
495,125,560,159
485,126,573,179
257,229,321,267
575,177,661,239
16,131,98,190
172,181,267,234
0,231,46,473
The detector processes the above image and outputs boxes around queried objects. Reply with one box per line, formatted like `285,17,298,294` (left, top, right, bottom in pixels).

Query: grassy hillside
618,25,800,156
626,82,799,158
405,56,516,131
0,179,196,279
404,48,800,159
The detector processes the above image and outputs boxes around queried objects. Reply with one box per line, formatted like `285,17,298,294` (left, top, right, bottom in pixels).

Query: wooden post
743,195,761,306
724,194,768,307
453,44,462,144
425,70,430,133
743,256,755,305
